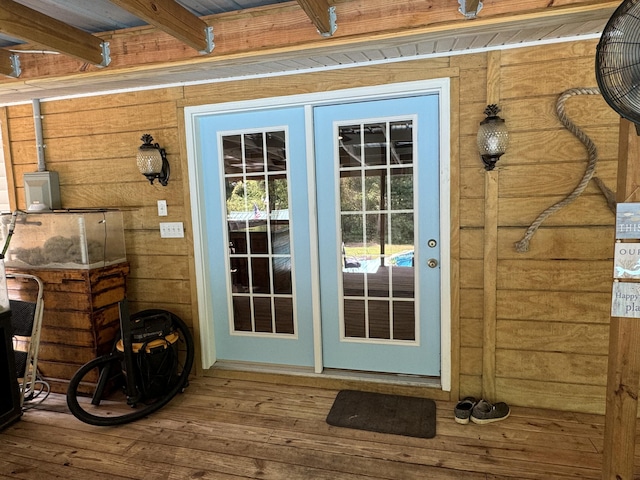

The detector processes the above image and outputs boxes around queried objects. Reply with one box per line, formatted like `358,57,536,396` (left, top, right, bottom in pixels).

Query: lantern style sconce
137,134,170,186
477,104,509,171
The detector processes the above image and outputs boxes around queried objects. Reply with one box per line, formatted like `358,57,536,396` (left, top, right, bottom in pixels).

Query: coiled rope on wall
514,87,614,253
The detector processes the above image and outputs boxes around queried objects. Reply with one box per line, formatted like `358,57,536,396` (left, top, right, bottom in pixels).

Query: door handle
427,258,438,268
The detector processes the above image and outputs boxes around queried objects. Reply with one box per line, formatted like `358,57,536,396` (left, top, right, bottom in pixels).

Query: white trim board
0,32,601,107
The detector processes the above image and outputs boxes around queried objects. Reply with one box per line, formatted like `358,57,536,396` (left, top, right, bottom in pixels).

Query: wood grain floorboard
0,375,637,479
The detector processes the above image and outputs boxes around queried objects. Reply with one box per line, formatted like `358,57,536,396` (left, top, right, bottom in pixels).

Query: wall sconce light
477,104,509,171
137,134,170,186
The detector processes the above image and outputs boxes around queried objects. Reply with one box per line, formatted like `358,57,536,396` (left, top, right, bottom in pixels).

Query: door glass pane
244,133,264,173
391,213,414,298
251,257,270,294
224,129,295,336
363,123,386,166
267,131,286,172
274,298,294,334
367,268,389,298
230,257,248,291
393,301,415,341
254,297,272,333
364,213,385,258
364,171,383,211
390,121,413,164
343,271,364,297
340,171,362,212
344,299,365,338
339,119,416,342
389,168,413,210
369,300,390,339
339,126,362,168
273,257,291,294
233,297,252,332
223,135,243,174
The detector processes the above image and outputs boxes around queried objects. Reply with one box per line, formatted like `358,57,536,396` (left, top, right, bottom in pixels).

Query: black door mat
326,390,436,438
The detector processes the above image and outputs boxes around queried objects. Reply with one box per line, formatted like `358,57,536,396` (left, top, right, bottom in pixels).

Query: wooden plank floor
0,375,636,479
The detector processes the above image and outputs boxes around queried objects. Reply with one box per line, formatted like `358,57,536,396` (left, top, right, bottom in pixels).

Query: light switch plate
157,200,167,216
160,222,184,238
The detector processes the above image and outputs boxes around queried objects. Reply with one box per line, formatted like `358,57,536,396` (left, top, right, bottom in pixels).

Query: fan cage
596,0,640,126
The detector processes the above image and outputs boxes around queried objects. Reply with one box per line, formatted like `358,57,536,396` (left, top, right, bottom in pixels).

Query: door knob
427,258,438,268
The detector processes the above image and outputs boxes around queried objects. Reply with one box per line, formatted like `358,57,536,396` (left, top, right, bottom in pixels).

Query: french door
195,93,442,376
314,96,441,376
198,106,316,366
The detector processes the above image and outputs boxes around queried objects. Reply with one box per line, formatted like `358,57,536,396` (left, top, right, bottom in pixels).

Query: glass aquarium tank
0,210,126,270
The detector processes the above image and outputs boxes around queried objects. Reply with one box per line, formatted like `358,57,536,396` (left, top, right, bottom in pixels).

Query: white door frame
184,78,452,391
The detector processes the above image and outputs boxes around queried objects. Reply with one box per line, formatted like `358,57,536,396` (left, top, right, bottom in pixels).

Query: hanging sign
616,203,640,239
613,204,640,316
612,282,640,318
614,243,640,279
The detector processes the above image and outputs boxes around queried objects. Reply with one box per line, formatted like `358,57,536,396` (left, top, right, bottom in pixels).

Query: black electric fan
596,0,640,132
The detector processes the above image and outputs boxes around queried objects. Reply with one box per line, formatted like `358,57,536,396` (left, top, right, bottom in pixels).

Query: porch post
602,117,640,479
481,50,501,402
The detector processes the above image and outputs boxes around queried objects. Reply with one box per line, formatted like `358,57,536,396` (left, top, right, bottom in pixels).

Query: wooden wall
2,89,197,363
0,37,619,414
458,39,618,414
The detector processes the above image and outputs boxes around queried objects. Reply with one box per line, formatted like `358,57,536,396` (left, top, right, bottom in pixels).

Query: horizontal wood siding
493,39,615,414
455,38,615,413
3,88,197,366
0,37,618,414
3,88,191,322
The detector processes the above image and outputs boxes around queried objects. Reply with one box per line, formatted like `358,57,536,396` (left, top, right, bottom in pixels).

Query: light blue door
197,107,315,367
314,96,441,376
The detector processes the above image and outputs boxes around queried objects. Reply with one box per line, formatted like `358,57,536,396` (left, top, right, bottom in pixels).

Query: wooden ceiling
0,0,326,64
0,0,621,105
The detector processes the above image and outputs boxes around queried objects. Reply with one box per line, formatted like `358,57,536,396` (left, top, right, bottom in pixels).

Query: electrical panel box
24,171,61,211
0,210,126,270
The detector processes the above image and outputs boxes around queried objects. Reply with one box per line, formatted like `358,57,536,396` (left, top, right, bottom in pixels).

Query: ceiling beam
0,0,109,66
108,0,213,54
459,0,482,19
296,0,337,36
0,0,618,102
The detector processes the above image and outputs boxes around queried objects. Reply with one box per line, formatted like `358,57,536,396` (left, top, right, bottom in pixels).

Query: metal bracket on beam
319,6,337,38
9,53,21,78
100,42,111,67
458,0,483,19
200,26,214,54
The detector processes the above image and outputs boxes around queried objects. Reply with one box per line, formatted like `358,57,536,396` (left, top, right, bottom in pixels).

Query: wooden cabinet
6,262,129,393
